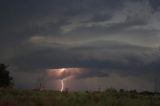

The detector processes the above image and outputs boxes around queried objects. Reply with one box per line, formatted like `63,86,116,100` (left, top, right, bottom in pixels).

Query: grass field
0,88,160,106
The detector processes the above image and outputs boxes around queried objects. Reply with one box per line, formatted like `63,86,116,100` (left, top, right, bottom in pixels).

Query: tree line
0,64,13,88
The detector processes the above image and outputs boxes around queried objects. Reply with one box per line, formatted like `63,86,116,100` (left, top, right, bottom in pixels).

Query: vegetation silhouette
0,88,160,106
0,64,13,88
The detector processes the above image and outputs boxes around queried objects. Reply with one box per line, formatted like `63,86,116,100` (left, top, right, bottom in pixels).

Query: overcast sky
1,0,160,91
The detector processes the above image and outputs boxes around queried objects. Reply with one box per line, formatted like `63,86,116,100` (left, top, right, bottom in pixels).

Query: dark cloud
1,0,160,90
9,40,160,78
0,0,123,38
149,0,160,11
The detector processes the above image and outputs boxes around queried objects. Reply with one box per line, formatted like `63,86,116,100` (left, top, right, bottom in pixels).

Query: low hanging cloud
9,39,160,79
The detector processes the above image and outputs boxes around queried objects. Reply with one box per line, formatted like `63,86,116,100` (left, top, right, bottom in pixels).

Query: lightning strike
46,68,82,91
61,79,64,92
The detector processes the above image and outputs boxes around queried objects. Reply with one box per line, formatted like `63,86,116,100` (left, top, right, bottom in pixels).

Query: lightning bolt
61,79,64,92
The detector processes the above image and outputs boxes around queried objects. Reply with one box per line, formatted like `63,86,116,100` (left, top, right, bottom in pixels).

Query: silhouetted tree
0,64,13,87
119,89,125,93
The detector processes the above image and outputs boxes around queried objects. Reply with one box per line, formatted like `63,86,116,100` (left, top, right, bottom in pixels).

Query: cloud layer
1,0,160,90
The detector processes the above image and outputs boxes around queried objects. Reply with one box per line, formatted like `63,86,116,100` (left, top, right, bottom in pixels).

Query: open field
0,88,160,106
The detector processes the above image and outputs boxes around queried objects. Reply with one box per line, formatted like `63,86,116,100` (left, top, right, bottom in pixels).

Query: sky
1,0,160,91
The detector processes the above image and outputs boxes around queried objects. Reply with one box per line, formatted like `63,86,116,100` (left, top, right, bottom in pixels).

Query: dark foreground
0,88,160,106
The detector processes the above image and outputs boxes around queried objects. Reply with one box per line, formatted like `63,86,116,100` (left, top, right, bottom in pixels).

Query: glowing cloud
47,68,82,91
47,68,82,79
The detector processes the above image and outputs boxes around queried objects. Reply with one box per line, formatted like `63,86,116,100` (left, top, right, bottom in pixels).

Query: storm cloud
1,0,160,90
